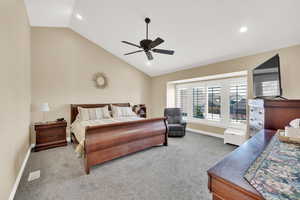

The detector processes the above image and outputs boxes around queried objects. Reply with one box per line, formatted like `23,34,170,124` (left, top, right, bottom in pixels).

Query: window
192,87,206,119
176,88,189,116
175,76,247,127
207,86,221,121
230,79,247,123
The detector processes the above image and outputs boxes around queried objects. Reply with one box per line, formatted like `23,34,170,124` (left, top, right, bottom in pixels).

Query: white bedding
71,117,144,155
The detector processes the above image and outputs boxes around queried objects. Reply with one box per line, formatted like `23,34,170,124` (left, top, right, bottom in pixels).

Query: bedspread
71,117,144,156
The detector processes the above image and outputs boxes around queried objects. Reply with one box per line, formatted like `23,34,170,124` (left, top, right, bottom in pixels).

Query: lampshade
40,103,50,112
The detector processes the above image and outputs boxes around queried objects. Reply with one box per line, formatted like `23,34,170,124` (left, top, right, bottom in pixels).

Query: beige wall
31,28,151,142
0,0,31,199
150,44,300,134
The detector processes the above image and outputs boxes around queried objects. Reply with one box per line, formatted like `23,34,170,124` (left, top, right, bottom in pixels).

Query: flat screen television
253,54,282,98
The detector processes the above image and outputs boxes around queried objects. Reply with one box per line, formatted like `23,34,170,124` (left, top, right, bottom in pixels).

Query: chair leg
164,139,168,146
164,133,168,146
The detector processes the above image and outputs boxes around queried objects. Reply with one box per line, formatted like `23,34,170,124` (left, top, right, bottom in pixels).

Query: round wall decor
93,72,108,89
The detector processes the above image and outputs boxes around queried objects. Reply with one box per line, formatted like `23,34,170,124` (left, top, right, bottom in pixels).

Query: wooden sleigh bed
70,103,168,174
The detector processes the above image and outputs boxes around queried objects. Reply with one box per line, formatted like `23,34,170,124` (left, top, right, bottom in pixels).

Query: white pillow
111,105,137,118
78,106,111,121
95,106,111,119
78,107,90,121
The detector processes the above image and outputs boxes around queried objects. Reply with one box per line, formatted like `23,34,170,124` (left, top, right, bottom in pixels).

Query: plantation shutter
230,78,247,123
175,88,189,116
207,86,221,120
192,87,206,119
174,76,247,123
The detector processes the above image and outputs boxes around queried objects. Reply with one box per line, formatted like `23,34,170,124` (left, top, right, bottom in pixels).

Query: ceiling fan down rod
145,17,150,40
146,23,148,40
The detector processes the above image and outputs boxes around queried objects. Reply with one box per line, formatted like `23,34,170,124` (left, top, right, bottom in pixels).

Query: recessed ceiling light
76,14,83,20
146,61,151,66
239,26,248,33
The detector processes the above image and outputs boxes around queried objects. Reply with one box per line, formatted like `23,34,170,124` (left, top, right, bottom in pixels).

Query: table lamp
40,103,50,123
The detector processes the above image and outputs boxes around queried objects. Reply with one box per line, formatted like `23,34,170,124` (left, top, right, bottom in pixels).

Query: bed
70,103,168,174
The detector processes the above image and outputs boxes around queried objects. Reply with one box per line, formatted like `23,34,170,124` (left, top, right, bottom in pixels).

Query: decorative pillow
111,105,137,118
78,106,111,121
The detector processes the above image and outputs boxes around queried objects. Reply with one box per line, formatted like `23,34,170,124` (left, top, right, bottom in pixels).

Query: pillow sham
97,106,111,119
111,105,137,118
78,106,111,121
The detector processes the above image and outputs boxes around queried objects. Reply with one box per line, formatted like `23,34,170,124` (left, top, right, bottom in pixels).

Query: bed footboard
84,117,168,174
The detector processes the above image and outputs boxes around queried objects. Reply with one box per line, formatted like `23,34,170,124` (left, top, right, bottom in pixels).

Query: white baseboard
9,145,33,200
187,128,224,139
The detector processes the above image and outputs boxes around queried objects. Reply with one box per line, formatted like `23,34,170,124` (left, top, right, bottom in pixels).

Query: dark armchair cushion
168,124,185,131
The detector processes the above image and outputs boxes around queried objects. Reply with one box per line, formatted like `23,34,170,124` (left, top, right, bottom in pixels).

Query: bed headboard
70,103,131,123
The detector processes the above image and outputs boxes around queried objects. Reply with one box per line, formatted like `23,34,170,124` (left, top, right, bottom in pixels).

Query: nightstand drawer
36,128,65,143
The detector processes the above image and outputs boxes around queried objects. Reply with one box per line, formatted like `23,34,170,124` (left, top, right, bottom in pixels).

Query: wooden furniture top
70,103,130,123
262,99,300,108
34,120,67,128
208,129,277,198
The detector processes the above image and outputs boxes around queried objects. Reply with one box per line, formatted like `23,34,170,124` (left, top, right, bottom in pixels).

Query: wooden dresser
208,129,276,200
34,120,67,151
208,99,300,200
248,99,300,136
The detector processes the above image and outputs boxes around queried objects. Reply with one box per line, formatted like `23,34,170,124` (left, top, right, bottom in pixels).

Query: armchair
164,108,187,137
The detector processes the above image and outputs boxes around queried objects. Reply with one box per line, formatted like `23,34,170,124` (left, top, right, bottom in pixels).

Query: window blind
230,79,247,123
174,76,247,125
207,86,221,121
176,88,189,116
192,87,206,119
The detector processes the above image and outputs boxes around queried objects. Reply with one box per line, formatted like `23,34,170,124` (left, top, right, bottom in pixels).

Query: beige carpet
15,131,235,200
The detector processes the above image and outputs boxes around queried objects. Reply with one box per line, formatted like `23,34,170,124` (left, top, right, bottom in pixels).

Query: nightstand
34,120,67,152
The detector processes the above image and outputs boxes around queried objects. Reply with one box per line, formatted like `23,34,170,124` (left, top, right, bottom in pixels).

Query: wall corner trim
8,145,33,200
187,128,224,139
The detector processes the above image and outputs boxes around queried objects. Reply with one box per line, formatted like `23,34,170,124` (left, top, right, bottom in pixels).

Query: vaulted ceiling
25,0,300,76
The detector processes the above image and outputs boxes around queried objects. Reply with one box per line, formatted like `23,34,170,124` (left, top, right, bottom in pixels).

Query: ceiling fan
122,17,175,61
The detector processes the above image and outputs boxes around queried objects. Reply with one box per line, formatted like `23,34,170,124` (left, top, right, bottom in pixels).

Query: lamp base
42,112,48,123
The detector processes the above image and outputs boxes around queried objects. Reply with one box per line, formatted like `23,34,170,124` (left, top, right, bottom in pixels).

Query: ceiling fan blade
124,50,144,55
121,41,141,48
149,37,164,49
152,49,175,55
145,51,153,60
